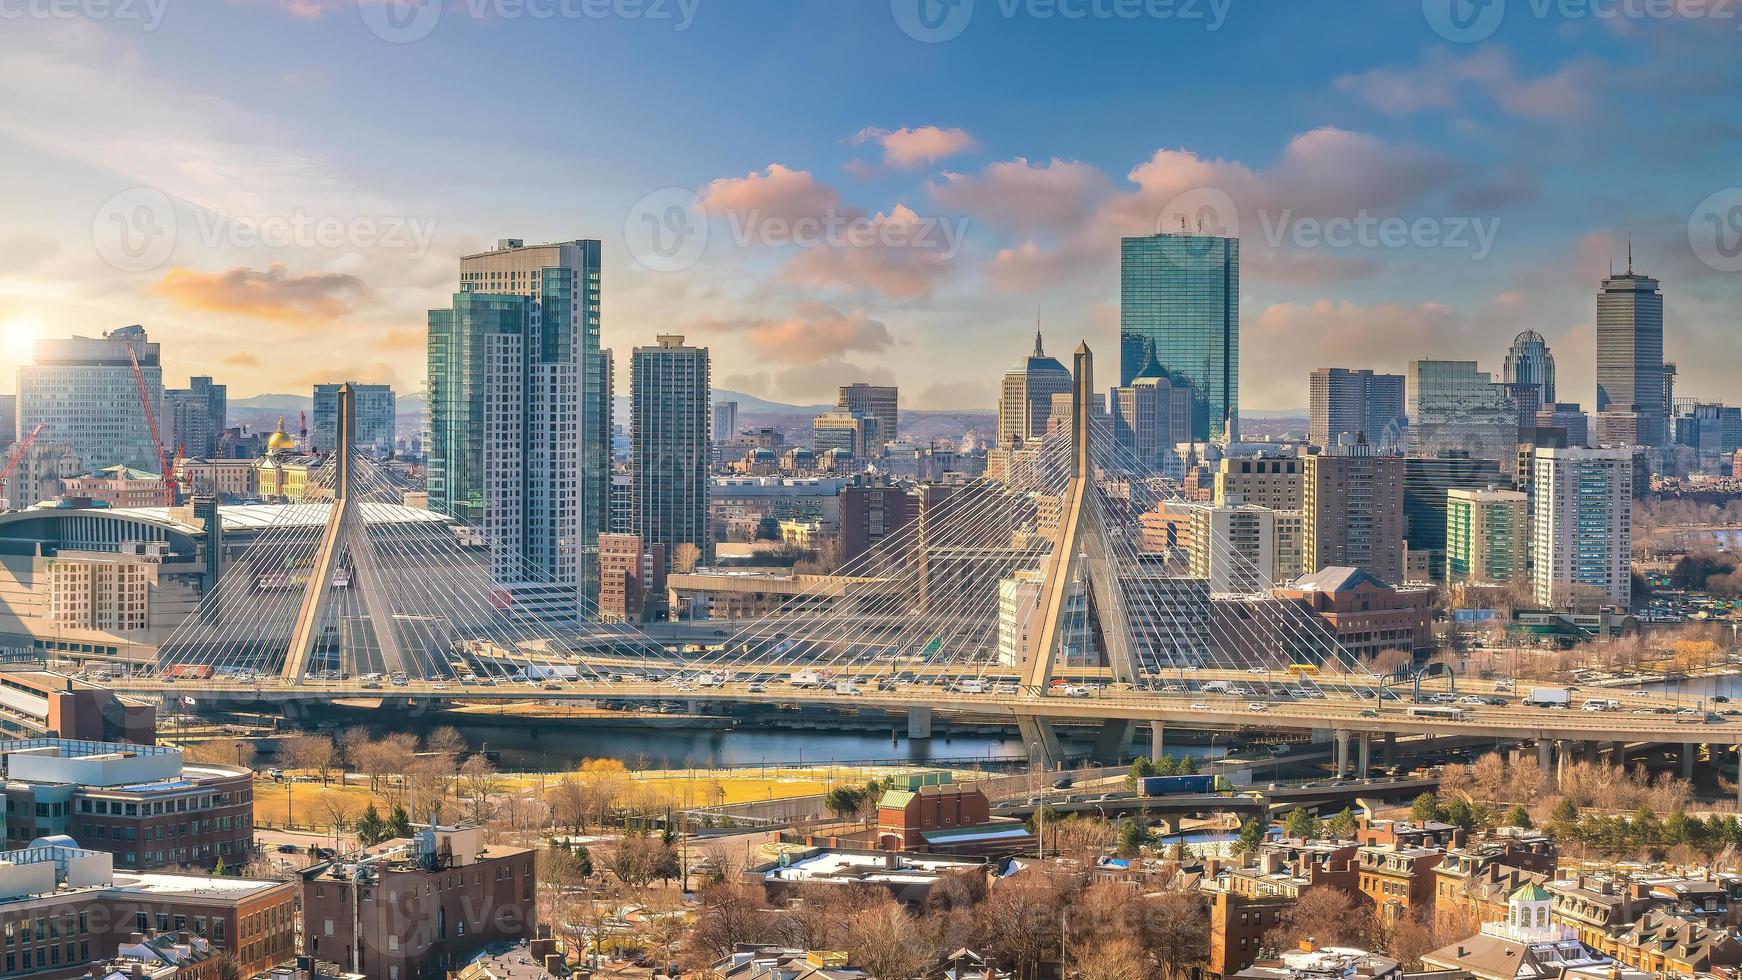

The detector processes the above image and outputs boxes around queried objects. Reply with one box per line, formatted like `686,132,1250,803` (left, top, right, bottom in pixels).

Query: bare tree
313,790,359,846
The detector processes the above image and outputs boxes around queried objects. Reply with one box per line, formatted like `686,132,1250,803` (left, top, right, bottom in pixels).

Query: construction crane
124,342,178,506
0,423,47,510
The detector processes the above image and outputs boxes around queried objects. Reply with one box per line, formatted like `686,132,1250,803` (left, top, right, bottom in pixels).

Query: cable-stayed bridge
106,371,1742,778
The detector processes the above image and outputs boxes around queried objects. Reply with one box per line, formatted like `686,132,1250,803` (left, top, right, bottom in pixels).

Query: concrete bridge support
1091,719,1135,762
907,706,932,740
1383,733,1396,767
1584,741,1602,764
1683,743,1696,781
1018,715,1064,770
1612,742,1627,768
1149,721,1165,761
1334,729,1350,779
1537,738,1552,771
1357,732,1371,780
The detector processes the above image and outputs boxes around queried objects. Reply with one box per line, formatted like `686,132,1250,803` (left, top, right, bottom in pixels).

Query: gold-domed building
265,417,298,454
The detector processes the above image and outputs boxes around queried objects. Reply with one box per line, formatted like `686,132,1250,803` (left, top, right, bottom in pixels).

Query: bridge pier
1683,743,1696,782
1612,741,1626,768
1334,729,1350,779
1537,738,1552,771
1149,721,1164,761
1017,715,1063,770
1091,719,1135,762
1383,733,1395,767
1357,733,1371,780
1584,741,1601,765
907,707,932,740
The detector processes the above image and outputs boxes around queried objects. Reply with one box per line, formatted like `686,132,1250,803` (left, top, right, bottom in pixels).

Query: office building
428,239,609,611
596,533,665,623
1309,368,1407,450
301,826,537,980
1120,233,1239,441
1596,260,1667,446
997,332,1073,446
1401,452,1507,583
711,400,739,444
0,839,298,979
19,325,163,473
839,482,919,570
1535,404,1589,448
1503,330,1557,406
1275,566,1434,658
1406,360,1517,471
812,412,878,458
0,739,254,870
0,395,14,446
630,335,711,568
5,440,80,510
1110,345,1194,472
836,384,897,455
1446,488,1529,586
1213,454,1303,511
997,567,1092,668
163,377,226,459
312,383,394,455
1187,503,1302,592
61,466,169,509
1302,440,1405,584
1531,447,1633,609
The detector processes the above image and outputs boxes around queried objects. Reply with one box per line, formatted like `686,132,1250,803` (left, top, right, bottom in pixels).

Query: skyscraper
164,376,227,459
19,325,162,473
631,335,711,568
1502,330,1556,406
1446,488,1529,586
996,331,1072,446
1110,344,1194,472
1120,233,1239,441
1402,452,1506,582
711,401,739,444
1308,368,1406,449
836,384,898,455
1406,360,1517,469
1302,439,1406,584
1532,447,1633,609
312,383,394,456
1596,259,1667,446
428,238,610,611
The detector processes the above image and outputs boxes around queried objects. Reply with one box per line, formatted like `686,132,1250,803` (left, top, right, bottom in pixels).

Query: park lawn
500,764,933,807
253,777,379,830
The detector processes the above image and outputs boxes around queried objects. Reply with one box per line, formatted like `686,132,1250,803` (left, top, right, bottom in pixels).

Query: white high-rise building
19,325,162,473
1187,503,1302,593
313,383,395,455
1531,447,1633,609
997,567,1092,668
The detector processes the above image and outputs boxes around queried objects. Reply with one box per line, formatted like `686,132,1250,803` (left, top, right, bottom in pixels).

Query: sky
1,0,1739,413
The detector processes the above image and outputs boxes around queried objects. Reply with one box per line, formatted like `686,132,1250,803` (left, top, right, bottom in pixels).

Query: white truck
1525,687,1571,708
835,680,862,696
790,670,826,688
694,673,725,688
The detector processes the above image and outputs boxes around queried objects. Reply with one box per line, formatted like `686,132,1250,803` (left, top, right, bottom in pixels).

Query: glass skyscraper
427,238,611,615
1120,233,1239,442
1596,264,1666,446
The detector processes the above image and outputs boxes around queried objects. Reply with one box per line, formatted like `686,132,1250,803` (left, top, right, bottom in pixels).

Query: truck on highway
1525,687,1571,708
1139,774,1232,797
790,670,826,688
521,664,580,682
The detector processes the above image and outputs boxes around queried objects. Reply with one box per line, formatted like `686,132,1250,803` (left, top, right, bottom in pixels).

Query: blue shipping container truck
1139,774,1228,797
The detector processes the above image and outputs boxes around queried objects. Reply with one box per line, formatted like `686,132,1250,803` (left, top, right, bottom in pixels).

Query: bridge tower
278,383,408,683
1020,342,1139,691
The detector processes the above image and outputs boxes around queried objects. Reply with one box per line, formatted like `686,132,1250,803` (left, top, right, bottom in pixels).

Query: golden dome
266,417,297,453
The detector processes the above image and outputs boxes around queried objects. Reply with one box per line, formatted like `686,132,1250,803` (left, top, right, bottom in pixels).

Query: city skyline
1,3,1739,415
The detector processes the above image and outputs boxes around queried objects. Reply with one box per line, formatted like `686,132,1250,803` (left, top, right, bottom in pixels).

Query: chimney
1261,851,1283,875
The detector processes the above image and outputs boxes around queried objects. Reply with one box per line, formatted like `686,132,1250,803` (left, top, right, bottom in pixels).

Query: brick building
1273,567,1434,659
0,740,252,871
0,840,296,979
301,826,537,980
1356,842,1443,923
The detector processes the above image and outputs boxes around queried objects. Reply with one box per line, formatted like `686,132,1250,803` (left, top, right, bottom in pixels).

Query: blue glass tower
1119,234,1240,441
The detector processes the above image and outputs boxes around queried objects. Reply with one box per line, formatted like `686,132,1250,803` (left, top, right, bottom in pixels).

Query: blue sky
1,0,1739,412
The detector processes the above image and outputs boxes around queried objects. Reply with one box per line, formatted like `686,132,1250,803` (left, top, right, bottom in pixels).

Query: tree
279,735,337,786
1411,792,1441,823
386,803,413,839
212,856,227,876
672,542,703,574
972,874,1065,978
355,804,387,846
1326,807,1359,840
1117,818,1146,856
1284,808,1321,840
1136,890,1209,980
313,790,359,845
1506,804,1534,829
1234,818,1266,856
825,786,866,820
842,900,934,980
1267,887,1367,951
458,754,501,824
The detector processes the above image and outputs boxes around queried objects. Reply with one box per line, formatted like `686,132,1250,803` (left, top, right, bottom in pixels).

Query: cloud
151,264,369,321
721,359,897,405
700,164,842,224
850,126,977,169
777,204,959,300
1334,48,1596,120
222,352,260,367
917,379,994,411
1242,299,1476,409
692,302,894,365
930,157,1112,234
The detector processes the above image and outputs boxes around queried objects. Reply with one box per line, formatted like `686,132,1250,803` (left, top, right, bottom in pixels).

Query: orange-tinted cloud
851,126,978,169
692,302,894,365
152,264,369,322
700,164,843,224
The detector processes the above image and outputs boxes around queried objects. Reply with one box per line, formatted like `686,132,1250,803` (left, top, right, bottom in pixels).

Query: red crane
124,342,178,506
0,423,48,509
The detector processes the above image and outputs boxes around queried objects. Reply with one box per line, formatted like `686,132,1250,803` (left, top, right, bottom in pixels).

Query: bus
1287,663,1320,676
1407,705,1470,721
